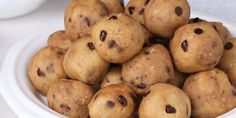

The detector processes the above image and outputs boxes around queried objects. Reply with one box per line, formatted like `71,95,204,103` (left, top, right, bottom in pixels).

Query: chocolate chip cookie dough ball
122,44,174,95
139,83,191,118
101,66,123,88
99,0,124,14
125,0,150,24
47,30,72,50
144,0,190,38
170,22,223,73
210,22,231,42
183,68,236,118
65,0,108,40
88,84,137,118
91,13,146,63
28,46,66,95
63,37,109,85
47,79,94,118
218,39,236,88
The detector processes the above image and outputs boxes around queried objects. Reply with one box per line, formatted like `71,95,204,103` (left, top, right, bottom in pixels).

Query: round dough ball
64,0,108,40
47,79,94,118
88,84,137,118
63,36,109,84
47,30,73,49
183,68,236,118
210,22,231,42
99,0,124,14
28,46,66,95
139,83,191,118
101,66,123,88
144,0,190,38
170,22,223,73
169,70,188,88
218,38,236,88
125,0,150,24
91,13,146,63
122,44,174,95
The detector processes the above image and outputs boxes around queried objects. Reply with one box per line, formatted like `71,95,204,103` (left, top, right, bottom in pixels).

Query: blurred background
0,0,235,117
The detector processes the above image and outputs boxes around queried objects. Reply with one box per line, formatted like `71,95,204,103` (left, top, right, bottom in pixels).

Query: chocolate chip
108,40,117,48
148,36,157,44
224,42,233,50
166,105,176,113
84,17,90,27
118,95,127,106
136,83,147,89
100,30,107,42
144,0,150,6
194,28,203,34
181,40,188,52
143,49,150,55
60,104,71,112
175,6,183,16
128,6,135,15
143,91,150,97
139,8,145,15
37,68,45,77
87,42,95,50
109,16,118,20
106,101,115,108
130,92,137,102
189,17,202,23
68,18,71,22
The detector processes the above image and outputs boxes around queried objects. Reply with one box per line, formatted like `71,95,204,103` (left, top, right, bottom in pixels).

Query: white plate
0,11,236,118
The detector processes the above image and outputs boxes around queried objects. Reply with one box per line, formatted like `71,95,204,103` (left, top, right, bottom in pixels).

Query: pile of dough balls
27,0,236,118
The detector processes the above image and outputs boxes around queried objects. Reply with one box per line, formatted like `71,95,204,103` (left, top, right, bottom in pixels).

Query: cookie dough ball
139,83,191,118
47,79,94,118
144,0,190,38
91,13,146,63
218,39,236,88
101,66,123,88
183,68,236,118
65,0,108,40
210,22,231,42
99,0,124,14
28,46,66,95
47,30,72,49
88,84,137,118
170,22,223,73
125,0,150,24
169,70,188,88
63,37,109,84
122,44,174,95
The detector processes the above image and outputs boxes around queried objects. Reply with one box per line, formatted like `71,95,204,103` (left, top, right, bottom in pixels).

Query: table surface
0,0,235,117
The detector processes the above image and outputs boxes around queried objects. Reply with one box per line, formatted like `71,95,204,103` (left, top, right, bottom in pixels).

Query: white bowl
0,0,47,19
0,11,236,118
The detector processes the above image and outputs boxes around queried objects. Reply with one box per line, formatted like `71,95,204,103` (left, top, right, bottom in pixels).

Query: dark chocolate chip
194,28,203,34
166,105,176,113
106,101,115,108
181,40,188,52
139,8,145,15
57,51,64,56
60,104,71,112
143,91,150,97
87,42,95,50
128,6,135,15
108,40,117,48
130,92,137,102
109,15,118,20
189,17,202,23
100,30,107,42
175,6,183,16
144,0,150,6
84,17,90,27
136,83,147,89
118,95,127,106
68,18,71,22
224,42,233,50
37,68,45,77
